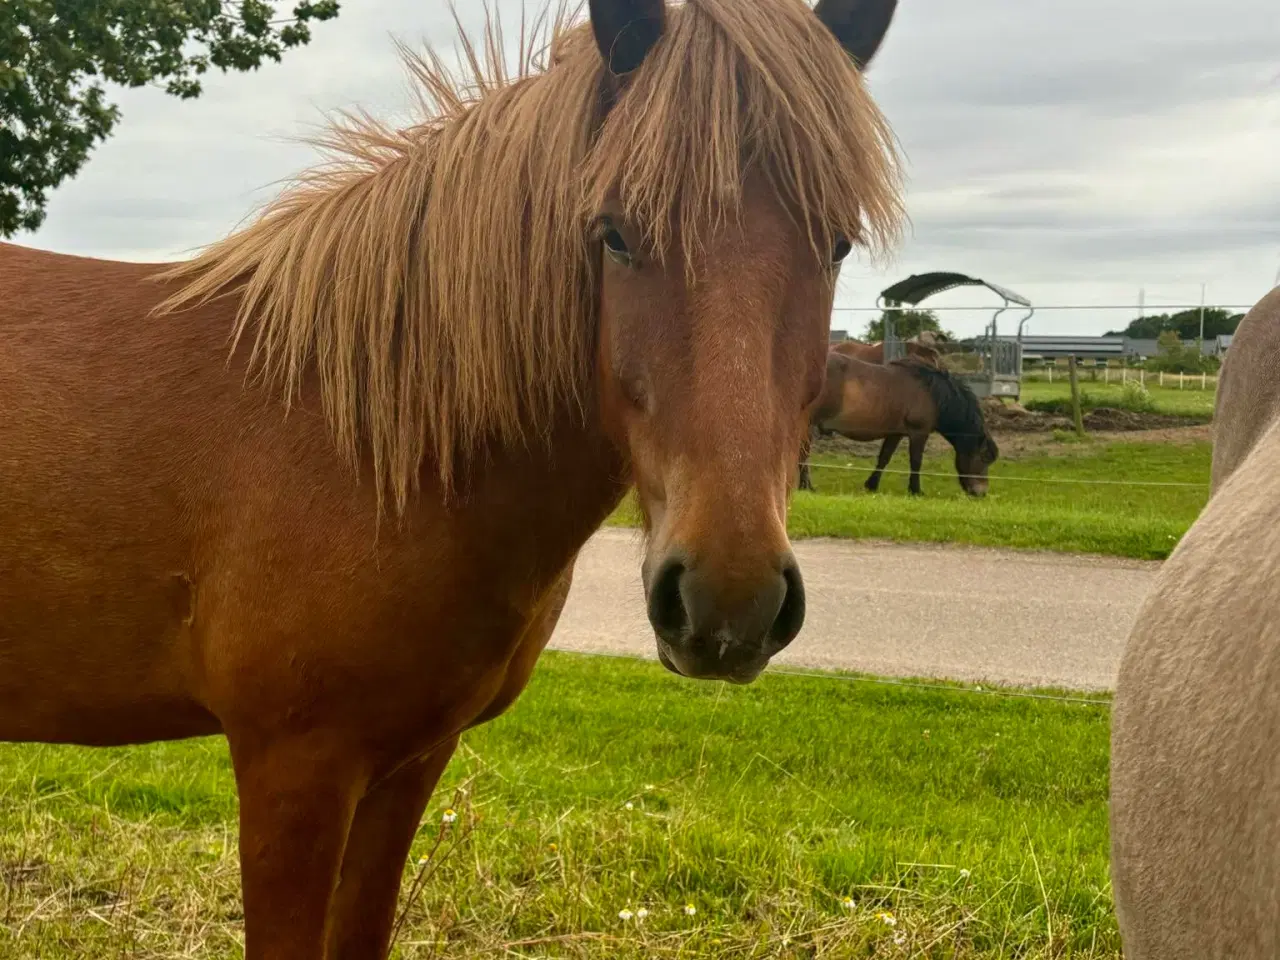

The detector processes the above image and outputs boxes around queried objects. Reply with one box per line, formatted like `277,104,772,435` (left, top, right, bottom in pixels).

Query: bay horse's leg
864,435,902,492
907,432,926,496
229,732,366,959
325,736,460,960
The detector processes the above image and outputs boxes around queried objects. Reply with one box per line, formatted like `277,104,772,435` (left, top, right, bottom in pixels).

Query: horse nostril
647,556,688,640
772,558,806,648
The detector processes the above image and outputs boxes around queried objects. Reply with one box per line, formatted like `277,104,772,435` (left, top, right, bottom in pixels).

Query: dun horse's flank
0,0,904,956
1111,285,1280,959
798,353,998,495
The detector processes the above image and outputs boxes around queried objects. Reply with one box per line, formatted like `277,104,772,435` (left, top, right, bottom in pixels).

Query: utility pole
1138,287,1145,319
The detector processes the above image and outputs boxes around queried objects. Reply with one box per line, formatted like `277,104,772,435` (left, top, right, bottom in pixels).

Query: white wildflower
441,808,457,825
618,909,634,921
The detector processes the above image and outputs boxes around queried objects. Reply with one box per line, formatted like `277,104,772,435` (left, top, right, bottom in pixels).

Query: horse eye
601,223,630,257
831,233,852,264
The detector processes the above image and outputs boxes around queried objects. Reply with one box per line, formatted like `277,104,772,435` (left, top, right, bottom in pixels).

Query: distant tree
1105,308,1244,341
864,308,950,342
1146,329,1219,374
1,0,341,236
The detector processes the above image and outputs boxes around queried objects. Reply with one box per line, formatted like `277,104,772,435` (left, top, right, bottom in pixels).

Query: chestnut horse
1110,285,1280,959
0,0,904,956
797,353,998,495
832,336,942,366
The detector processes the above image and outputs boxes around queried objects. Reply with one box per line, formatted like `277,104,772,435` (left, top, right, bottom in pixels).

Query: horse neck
439,396,629,552
934,403,981,453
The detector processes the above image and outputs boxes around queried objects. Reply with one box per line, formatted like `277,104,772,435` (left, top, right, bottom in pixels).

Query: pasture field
610,436,1211,560
0,652,1115,959
1018,379,1216,419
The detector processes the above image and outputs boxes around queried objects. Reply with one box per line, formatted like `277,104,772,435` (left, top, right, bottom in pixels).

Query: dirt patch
1083,407,1205,431
977,397,1209,434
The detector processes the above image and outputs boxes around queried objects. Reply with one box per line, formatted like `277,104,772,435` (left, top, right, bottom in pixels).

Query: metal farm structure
877,271,1034,401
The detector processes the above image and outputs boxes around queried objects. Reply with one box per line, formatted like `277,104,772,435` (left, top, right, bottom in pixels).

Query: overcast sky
24,0,1280,338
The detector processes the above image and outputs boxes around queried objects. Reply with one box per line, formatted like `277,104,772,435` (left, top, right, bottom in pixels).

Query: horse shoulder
1112,421,1280,958
1211,286,1280,492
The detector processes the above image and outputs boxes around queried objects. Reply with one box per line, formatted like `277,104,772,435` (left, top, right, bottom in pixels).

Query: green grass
610,440,1211,560
1018,379,1215,419
0,652,1116,958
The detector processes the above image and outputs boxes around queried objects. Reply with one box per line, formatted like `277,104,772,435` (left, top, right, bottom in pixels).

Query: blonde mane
157,0,904,514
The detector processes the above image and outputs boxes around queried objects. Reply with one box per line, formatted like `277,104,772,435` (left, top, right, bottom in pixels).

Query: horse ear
589,0,666,76
813,0,898,70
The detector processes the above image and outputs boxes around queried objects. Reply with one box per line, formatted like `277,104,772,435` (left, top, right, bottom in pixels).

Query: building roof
970,335,1125,360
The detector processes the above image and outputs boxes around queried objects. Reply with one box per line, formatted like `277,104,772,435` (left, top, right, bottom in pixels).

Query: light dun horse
0,0,904,956
1111,285,1280,959
798,353,998,495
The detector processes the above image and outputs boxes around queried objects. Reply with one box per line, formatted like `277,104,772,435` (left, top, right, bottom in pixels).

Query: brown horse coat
0,0,905,956
1110,285,1280,959
831,337,942,367
799,353,997,496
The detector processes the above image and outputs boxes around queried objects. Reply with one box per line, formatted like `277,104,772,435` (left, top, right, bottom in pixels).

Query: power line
832,303,1255,313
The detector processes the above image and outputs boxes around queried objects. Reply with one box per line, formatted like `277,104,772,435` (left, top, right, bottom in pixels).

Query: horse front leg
907,432,926,496
325,736,460,960
228,730,366,960
864,435,902,492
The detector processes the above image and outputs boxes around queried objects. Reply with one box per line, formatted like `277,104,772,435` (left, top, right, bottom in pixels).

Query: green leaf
0,0,343,237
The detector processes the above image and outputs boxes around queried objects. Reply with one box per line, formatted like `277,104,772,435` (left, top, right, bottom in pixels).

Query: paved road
549,529,1160,691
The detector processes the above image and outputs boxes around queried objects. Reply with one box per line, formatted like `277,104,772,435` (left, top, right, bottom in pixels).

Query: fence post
1068,355,1085,437
1048,366,1053,384
1122,367,1128,384
1179,372,1185,389
1201,371,1207,390
1160,371,1165,387
1140,368,1145,386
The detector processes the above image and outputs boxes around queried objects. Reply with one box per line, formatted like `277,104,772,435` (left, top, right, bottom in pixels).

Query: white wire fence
1023,367,1218,390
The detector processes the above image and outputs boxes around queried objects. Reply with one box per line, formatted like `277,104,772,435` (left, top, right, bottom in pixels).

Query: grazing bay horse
1111,285,1280,959
0,0,904,956
798,354,997,495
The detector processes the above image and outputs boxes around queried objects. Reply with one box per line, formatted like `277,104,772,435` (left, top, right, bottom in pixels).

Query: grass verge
609,439,1210,560
0,652,1116,958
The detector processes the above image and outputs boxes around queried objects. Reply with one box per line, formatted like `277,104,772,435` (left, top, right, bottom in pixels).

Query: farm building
963,333,1234,364
998,335,1126,363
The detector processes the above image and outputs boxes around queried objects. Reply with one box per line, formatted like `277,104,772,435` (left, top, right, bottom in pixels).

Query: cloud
22,0,1280,338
